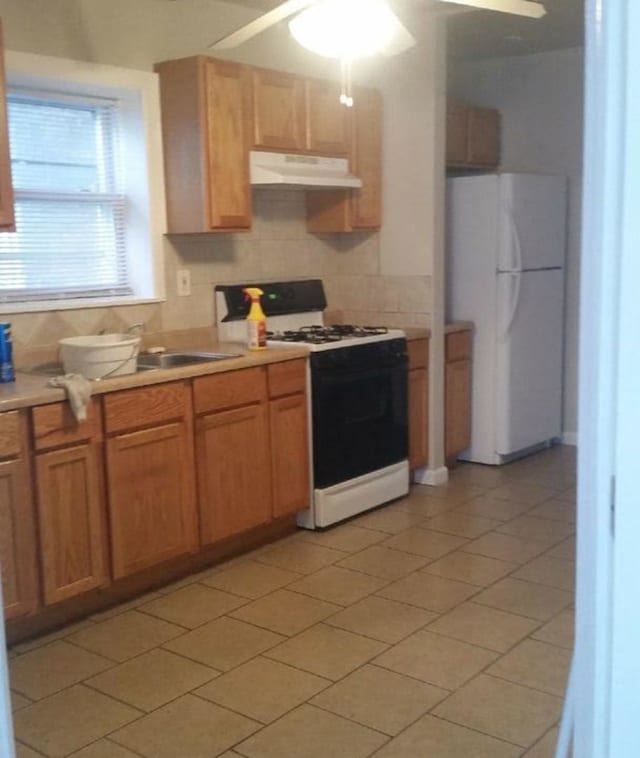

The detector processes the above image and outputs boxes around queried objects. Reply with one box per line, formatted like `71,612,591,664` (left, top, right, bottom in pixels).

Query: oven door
310,345,408,489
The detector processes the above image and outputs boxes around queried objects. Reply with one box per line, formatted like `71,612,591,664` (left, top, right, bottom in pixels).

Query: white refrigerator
447,173,566,465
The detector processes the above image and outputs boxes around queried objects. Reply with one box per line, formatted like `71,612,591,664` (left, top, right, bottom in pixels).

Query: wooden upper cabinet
0,21,15,231
0,412,38,620
252,68,306,152
155,55,252,233
205,58,253,229
446,101,469,166
350,87,382,228
306,78,349,156
306,86,382,233
467,107,500,168
446,100,500,170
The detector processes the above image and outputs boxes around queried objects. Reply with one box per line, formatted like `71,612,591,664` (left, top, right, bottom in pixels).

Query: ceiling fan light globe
289,0,396,59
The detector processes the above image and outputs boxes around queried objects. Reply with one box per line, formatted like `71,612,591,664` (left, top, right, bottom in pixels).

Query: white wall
450,47,584,440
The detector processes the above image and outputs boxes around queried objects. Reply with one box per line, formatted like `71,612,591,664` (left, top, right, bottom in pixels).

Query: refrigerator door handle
507,205,524,273
500,272,522,343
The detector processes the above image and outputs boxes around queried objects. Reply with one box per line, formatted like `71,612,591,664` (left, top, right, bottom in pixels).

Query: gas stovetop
267,324,406,351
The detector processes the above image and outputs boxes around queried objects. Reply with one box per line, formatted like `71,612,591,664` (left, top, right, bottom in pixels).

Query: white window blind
0,89,130,303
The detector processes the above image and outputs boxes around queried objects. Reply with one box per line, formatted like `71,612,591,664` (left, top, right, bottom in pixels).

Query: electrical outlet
177,269,191,297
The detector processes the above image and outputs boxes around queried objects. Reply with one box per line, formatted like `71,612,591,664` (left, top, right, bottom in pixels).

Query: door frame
574,0,640,755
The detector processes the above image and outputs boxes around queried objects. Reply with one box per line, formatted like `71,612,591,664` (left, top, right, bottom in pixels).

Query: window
0,51,166,312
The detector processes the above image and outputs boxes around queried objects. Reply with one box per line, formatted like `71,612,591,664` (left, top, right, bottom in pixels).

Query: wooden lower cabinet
0,456,38,619
407,339,429,470
36,444,108,604
107,421,198,579
445,330,472,465
270,393,309,517
408,367,428,470
196,403,272,544
0,410,38,619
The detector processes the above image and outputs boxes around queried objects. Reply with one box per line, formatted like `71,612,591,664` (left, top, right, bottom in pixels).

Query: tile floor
8,445,576,757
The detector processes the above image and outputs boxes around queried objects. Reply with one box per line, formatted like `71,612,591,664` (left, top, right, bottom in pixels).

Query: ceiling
215,0,584,60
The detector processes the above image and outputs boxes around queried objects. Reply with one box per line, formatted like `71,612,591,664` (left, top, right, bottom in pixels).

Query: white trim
562,431,578,446
572,0,636,755
2,50,166,310
412,465,449,486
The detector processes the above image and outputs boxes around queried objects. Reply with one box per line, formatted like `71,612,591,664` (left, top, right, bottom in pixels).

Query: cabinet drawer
104,381,189,434
407,339,428,370
194,367,267,414
267,359,306,398
0,411,20,458
32,400,102,451
446,330,472,362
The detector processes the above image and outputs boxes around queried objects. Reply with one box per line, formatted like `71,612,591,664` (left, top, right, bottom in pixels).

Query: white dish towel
48,374,92,422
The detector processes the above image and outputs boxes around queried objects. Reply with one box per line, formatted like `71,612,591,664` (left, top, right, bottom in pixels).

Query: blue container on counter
0,323,15,383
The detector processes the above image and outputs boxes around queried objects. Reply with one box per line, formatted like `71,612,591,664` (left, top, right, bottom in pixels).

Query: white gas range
215,280,410,529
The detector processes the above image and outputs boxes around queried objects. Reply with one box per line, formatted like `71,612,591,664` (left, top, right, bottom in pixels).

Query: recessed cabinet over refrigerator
447,173,567,464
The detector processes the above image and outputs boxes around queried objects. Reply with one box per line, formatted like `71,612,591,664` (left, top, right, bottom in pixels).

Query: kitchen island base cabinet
196,404,272,544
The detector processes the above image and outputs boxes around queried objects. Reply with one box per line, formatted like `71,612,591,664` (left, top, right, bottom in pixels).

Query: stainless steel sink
136,351,242,369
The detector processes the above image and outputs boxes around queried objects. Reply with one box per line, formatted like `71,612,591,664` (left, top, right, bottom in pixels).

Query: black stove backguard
216,280,327,322
310,339,409,489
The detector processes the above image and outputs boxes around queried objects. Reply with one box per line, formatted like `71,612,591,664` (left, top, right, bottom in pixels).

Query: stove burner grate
267,325,389,344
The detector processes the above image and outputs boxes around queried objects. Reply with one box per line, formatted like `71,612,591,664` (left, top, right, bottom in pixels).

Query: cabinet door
270,394,310,518
351,88,382,229
306,87,382,233
0,22,14,230
107,422,198,579
36,444,108,604
467,107,500,168
446,101,469,167
252,68,306,152
204,58,252,229
445,359,472,463
0,459,37,619
306,79,348,156
408,368,428,470
196,404,272,544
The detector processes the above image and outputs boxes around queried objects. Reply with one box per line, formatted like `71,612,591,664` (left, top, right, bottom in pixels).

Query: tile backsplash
8,190,431,366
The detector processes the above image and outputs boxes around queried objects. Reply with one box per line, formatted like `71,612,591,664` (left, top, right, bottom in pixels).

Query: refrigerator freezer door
498,174,567,272
495,268,564,456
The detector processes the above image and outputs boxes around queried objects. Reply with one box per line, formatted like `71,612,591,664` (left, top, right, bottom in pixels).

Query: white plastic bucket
58,334,141,380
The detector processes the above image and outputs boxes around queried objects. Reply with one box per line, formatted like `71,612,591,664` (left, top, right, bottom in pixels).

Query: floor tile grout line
478,669,570,701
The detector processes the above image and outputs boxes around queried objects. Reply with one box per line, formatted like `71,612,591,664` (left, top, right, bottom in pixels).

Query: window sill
0,296,165,315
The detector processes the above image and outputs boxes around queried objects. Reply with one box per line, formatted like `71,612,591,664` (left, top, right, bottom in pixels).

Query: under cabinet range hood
249,151,363,190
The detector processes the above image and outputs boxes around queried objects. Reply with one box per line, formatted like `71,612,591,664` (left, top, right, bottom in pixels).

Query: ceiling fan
209,0,547,58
